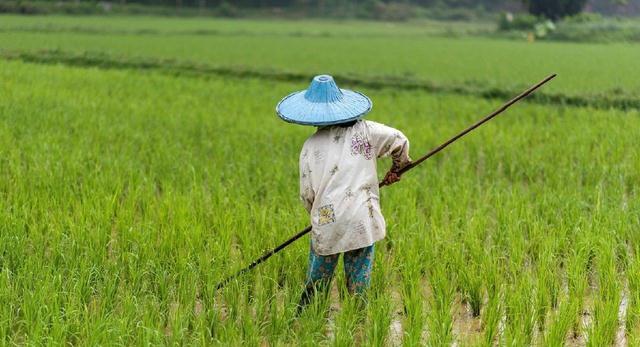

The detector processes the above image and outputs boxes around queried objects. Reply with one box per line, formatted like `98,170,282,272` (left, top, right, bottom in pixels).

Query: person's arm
299,150,314,213
367,121,411,185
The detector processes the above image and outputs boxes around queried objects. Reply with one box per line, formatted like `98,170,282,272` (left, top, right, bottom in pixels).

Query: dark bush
526,0,588,20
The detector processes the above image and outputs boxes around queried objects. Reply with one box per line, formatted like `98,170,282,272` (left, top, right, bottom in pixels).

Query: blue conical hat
276,75,372,126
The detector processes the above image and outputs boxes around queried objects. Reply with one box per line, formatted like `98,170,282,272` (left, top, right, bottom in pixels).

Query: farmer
276,75,411,311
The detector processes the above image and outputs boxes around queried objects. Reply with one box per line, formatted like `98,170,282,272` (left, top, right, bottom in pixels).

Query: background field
2,15,640,101
1,15,639,346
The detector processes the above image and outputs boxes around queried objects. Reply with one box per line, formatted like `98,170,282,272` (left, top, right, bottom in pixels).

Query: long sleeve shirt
299,120,411,255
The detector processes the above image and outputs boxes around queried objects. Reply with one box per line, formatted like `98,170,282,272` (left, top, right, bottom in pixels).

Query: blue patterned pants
298,243,374,310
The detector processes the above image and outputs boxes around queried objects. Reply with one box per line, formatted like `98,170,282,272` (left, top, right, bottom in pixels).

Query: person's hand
382,170,401,186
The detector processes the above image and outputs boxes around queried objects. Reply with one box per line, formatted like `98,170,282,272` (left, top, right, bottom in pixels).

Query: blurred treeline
1,0,638,18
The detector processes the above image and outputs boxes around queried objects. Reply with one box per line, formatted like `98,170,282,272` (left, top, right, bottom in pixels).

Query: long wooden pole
392,74,557,178
215,74,557,290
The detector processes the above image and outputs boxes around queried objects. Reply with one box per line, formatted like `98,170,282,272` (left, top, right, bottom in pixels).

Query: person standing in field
276,75,411,311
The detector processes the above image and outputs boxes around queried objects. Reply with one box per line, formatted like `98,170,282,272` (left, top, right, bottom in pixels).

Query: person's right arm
368,121,411,167
367,121,412,185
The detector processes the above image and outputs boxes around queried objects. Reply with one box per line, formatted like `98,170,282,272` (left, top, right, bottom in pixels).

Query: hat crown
276,74,372,126
304,75,344,103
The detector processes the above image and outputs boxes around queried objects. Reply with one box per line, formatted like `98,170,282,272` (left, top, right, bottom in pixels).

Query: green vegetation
549,15,640,42
0,0,510,19
2,16,640,99
498,12,640,43
2,0,639,20
1,15,638,345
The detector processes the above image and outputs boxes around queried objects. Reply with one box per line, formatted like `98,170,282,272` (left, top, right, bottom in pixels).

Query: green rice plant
455,217,488,318
502,272,537,346
364,292,393,346
542,298,581,346
533,238,564,331
565,243,590,340
476,295,501,347
364,252,394,346
458,262,484,319
399,262,427,346
426,259,455,347
626,246,640,344
586,239,621,346
475,255,503,347
332,290,368,347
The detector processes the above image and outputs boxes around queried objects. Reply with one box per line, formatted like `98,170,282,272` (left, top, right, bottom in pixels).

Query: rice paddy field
1,15,639,346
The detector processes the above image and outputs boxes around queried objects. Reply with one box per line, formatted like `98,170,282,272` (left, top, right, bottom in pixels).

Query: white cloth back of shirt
299,120,411,256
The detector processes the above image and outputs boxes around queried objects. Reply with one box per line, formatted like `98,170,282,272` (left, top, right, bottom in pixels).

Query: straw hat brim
276,89,372,126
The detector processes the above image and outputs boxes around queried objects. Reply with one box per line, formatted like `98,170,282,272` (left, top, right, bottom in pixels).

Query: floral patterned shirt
299,120,411,255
